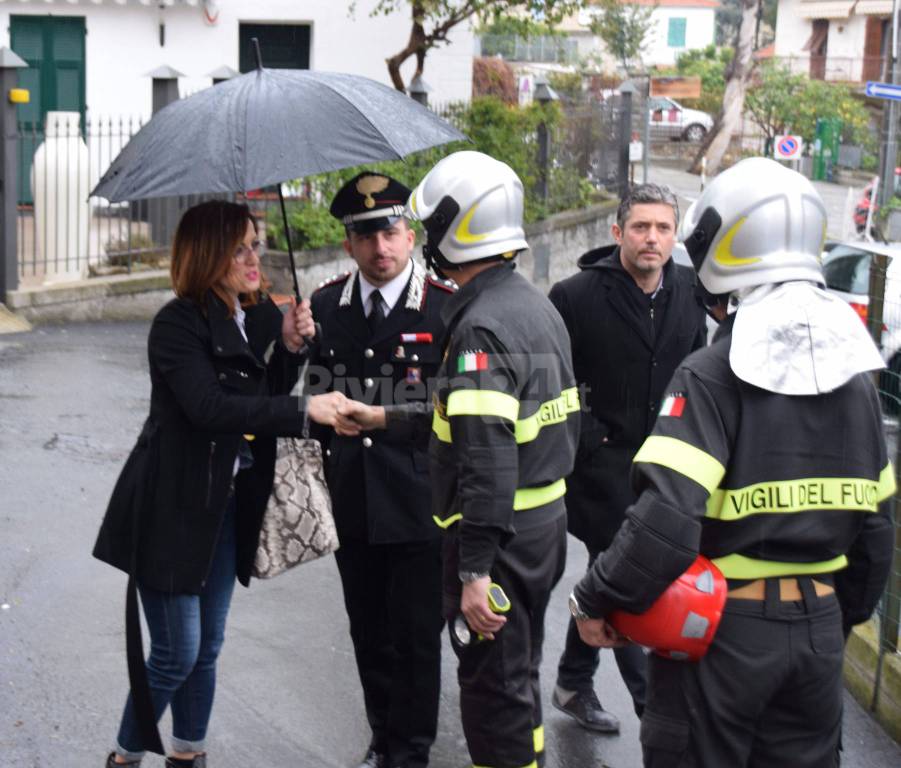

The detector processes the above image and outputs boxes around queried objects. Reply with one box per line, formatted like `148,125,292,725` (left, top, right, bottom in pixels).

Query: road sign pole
881,0,900,211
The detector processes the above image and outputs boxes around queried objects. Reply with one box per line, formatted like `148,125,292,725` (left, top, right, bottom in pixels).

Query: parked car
647,97,713,142
821,240,901,413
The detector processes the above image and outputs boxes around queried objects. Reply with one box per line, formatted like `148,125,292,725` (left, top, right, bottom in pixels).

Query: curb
844,619,901,744
5,270,172,324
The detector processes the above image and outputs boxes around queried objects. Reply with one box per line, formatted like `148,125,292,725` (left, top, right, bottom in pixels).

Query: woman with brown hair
94,200,351,767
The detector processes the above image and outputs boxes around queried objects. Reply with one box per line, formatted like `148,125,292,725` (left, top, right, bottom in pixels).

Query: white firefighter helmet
679,157,827,295
407,150,528,266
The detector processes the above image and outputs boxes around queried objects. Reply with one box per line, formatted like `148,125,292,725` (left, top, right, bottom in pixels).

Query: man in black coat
548,183,706,732
302,172,454,768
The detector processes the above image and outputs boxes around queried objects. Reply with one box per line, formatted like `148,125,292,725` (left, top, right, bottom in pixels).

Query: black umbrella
91,41,466,300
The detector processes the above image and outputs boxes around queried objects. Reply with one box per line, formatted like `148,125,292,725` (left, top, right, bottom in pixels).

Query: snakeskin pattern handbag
253,401,339,579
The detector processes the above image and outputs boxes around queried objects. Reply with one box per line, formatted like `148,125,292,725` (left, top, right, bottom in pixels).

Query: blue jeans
115,497,237,759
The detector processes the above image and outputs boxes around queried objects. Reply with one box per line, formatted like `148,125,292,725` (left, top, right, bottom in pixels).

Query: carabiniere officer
301,172,455,768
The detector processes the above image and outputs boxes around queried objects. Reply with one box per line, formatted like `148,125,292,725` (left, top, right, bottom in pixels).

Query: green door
11,15,86,204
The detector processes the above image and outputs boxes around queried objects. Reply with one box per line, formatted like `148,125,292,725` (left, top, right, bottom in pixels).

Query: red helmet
609,555,727,661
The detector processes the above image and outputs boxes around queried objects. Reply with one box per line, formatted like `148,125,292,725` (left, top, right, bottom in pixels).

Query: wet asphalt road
1,322,899,768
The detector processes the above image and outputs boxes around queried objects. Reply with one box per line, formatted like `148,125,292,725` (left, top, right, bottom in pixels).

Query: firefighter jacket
575,314,895,628
305,259,455,544
429,263,580,574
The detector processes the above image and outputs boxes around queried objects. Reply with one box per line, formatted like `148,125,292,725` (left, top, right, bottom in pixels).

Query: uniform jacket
307,260,455,544
93,292,305,594
575,314,896,629
548,246,706,546
429,264,579,574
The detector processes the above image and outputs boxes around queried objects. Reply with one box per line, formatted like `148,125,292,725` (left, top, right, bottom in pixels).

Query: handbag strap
294,357,313,440
126,420,165,755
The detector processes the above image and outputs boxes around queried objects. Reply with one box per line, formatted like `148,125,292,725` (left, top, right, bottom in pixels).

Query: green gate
10,15,86,205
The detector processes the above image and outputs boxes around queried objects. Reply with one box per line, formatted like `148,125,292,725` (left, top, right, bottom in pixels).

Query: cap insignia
357,175,390,209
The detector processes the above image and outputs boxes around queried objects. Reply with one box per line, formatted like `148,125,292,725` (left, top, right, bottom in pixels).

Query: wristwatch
568,591,590,622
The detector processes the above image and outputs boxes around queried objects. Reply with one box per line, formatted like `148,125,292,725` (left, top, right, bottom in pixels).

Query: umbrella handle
277,183,318,350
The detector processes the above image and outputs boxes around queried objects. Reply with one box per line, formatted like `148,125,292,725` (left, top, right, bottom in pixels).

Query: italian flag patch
660,394,686,417
457,351,488,373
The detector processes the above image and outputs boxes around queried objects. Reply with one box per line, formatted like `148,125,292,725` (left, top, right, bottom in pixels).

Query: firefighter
567,157,895,768
337,150,579,768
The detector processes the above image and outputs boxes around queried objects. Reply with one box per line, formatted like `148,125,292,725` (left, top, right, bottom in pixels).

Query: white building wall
826,16,867,58
774,0,809,57
0,0,474,119
774,0,874,81
644,8,716,67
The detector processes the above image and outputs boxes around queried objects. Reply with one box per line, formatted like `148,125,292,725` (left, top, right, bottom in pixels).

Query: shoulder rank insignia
427,275,457,294
314,271,352,294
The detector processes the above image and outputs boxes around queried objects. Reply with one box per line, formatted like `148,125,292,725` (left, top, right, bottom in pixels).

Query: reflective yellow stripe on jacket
633,435,725,494
706,464,896,521
432,479,566,529
432,387,580,445
713,553,849,579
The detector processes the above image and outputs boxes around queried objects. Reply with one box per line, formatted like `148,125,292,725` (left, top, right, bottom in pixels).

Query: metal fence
477,34,579,65
10,94,744,287
859,252,901,708
430,95,634,213
772,54,889,85
552,94,632,197
14,113,290,287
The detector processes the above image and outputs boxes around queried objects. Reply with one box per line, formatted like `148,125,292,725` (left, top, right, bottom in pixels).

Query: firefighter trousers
641,576,844,768
443,509,567,768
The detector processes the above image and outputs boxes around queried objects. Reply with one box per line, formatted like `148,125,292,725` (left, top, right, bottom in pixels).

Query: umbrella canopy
91,67,466,202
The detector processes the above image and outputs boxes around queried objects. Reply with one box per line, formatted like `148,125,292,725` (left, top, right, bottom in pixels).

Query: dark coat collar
579,244,677,288
205,291,264,367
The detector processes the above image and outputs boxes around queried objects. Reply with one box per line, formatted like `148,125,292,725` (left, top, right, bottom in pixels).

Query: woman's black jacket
93,292,306,594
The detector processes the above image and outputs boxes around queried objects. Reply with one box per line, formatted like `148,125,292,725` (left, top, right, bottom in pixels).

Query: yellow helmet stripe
455,202,489,244
712,216,760,268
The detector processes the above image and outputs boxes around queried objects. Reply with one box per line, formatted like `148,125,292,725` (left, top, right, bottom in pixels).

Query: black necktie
368,290,385,334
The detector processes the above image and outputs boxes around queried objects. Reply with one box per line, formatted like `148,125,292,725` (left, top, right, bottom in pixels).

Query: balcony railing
477,34,579,65
769,54,888,84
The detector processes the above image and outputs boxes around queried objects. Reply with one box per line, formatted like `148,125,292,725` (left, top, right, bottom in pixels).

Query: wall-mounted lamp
8,88,29,104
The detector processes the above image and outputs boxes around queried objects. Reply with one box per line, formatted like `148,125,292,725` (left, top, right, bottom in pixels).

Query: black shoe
105,754,140,767
165,755,206,768
552,685,620,733
356,749,386,768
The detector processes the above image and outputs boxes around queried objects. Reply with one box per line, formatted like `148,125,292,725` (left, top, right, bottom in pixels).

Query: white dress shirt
358,258,413,317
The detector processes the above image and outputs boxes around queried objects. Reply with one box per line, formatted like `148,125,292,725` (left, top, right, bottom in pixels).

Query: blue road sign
866,81,901,101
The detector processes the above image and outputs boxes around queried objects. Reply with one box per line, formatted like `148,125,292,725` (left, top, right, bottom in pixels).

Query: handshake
307,392,387,436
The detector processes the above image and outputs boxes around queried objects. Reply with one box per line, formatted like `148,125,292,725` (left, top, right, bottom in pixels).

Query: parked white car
648,97,713,142
821,240,901,412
